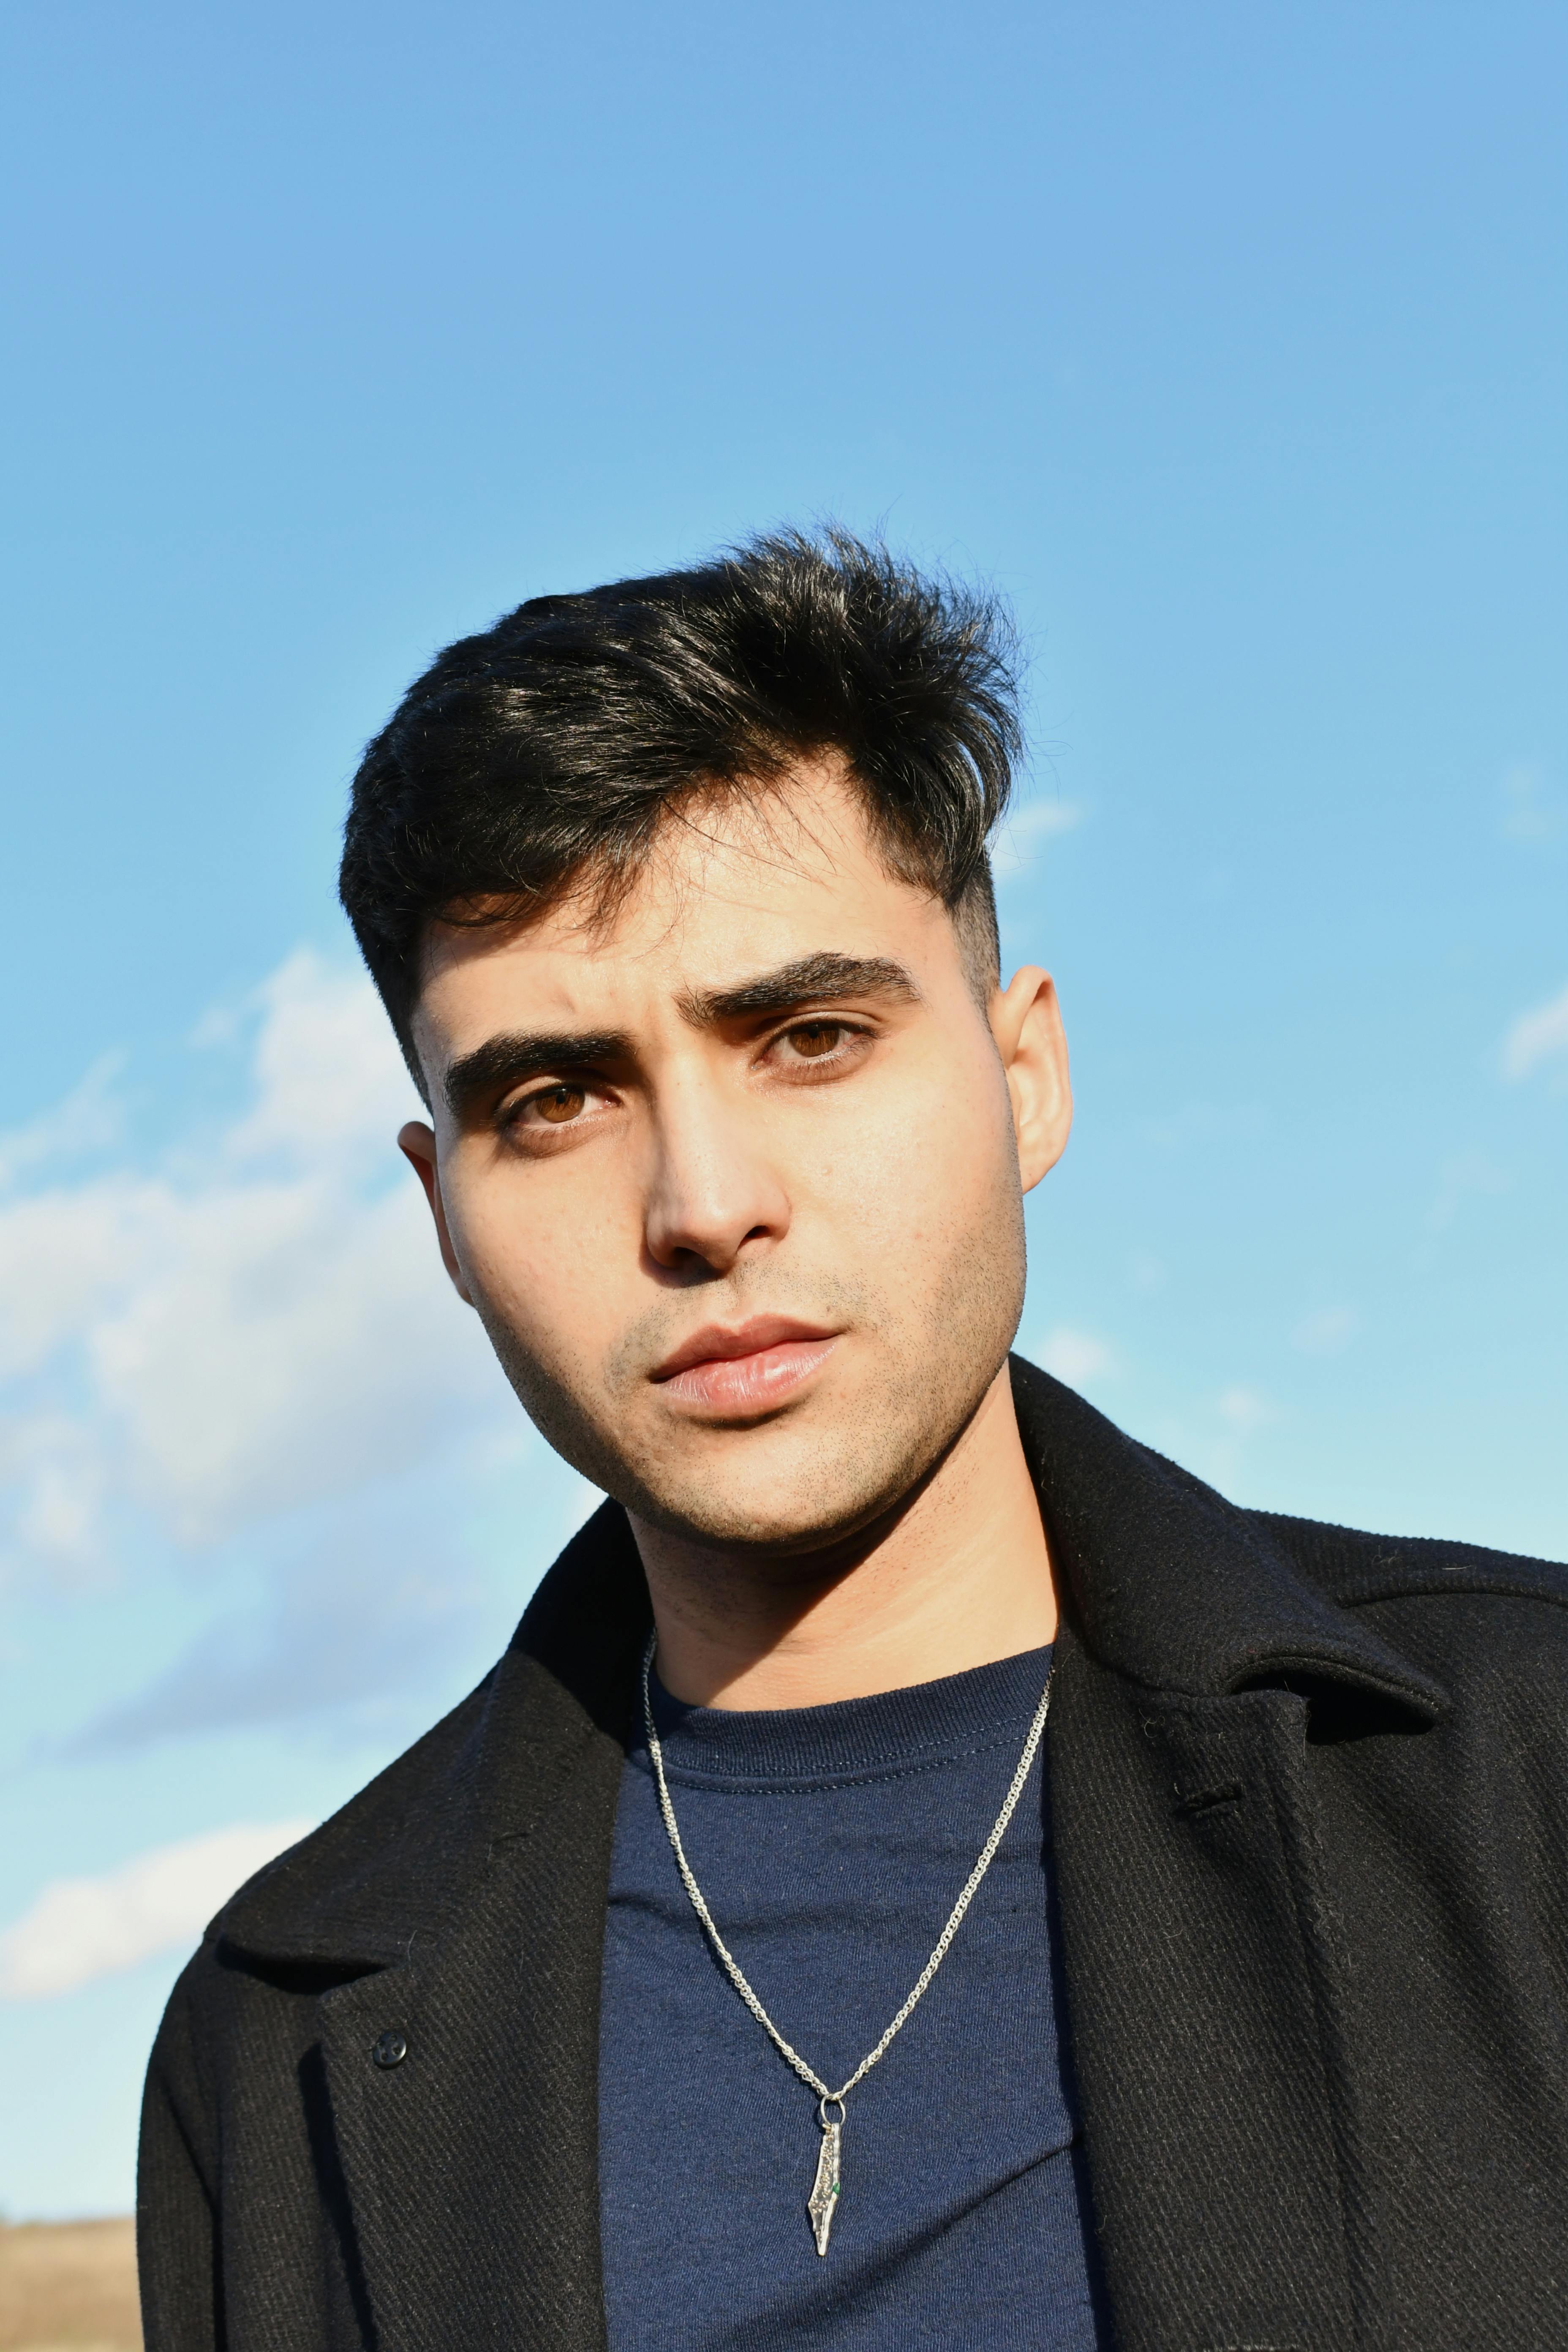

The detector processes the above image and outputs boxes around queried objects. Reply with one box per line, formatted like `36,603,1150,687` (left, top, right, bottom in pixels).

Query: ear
398,1121,476,1305
988,967,1073,1192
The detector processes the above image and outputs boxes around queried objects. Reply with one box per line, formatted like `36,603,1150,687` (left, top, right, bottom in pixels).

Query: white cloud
991,798,1083,879
0,1820,313,1998
0,1177,169,1383
221,950,419,1171
1034,1326,1116,1386
1499,763,1564,844
0,950,515,1571
1291,1305,1359,1357
1502,981,1568,1083
5,1415,107,1575
0,1055,125,1193
1217,1385,1273,1433
1138,1100,1268,1155
1426,1150,1512,1233
87,1171,501,1543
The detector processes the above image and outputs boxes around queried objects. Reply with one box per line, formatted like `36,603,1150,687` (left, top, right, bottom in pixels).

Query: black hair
339,527,1022,1091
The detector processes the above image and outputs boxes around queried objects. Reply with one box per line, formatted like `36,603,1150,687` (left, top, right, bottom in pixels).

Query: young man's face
403,765,1071,1556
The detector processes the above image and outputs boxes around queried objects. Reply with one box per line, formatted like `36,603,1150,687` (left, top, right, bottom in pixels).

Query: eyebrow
444,1030,629,1120
441,955,920,1120
679,953,922,1025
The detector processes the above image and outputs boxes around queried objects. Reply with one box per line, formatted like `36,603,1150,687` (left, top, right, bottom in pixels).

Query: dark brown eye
787,1022,842,1059
534,1085,586,1124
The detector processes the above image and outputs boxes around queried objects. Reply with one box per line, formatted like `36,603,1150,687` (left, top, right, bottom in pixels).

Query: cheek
442,1163,631,1358
805,1053,1018,1246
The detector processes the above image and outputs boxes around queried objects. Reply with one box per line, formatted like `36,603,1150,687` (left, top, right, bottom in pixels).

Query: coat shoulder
202,1665,504,1966
201,1503,644,1970
1250,1505,1568,1606
1249,1506,1568,1688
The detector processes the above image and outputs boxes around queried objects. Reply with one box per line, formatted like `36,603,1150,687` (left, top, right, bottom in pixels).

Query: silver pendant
807,2105,843,2255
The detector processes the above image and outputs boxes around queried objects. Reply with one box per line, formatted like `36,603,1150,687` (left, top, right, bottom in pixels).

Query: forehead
414,769,954,1042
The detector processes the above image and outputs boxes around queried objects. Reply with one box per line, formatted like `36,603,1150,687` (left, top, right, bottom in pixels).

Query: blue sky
1,0,1563,2217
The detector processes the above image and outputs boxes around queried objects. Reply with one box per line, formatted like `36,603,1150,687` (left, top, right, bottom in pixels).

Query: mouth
650,1316,841,1416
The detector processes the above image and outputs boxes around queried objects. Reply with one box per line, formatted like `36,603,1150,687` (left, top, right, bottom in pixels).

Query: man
139,533,1567,2351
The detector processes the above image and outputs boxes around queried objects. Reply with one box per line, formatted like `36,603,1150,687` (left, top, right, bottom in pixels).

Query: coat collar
217,1356,1442,1971
1009,1355,1446,1717
216,1501,651,1973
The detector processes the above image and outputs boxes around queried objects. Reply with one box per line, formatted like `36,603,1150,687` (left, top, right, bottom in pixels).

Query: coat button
372,2030,408,2069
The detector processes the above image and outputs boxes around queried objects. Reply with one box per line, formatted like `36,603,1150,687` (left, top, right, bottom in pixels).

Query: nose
642,1074,791,1276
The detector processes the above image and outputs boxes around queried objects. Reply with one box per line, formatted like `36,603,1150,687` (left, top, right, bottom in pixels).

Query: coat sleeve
137,1957,223,2352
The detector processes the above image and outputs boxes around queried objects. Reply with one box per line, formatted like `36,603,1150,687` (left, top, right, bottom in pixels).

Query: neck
630,1365,1057,1709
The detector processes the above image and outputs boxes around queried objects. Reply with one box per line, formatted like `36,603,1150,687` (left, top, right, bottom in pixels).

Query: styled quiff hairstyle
340,528,1022,1092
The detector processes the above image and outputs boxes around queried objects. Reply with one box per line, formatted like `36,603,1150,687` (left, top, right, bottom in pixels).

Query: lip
651,1316,841,1415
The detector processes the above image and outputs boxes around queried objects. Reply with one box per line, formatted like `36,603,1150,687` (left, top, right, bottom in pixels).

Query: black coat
138,1360,1568,2350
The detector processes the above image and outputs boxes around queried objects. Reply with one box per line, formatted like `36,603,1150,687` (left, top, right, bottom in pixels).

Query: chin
638,1496,890,1560
627,1427,943,1560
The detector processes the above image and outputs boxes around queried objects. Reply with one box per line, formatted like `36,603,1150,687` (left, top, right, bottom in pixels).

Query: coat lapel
222,1503,652,2352
313,1708,623,2352
1014,1358,1443,2352
1049,1637,1359,2349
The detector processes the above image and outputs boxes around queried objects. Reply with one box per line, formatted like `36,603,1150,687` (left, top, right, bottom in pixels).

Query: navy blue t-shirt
598,1644,1105,2350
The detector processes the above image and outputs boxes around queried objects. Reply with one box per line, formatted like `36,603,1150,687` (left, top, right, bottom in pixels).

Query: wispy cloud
68,1499,490,1751
1138,1381,1280,1498
0,952,514,1578
1499,762,1564,844
1426,1151,1512,1233
0,1054,125,1193
1032,1326,1116,1386
1291,1305,1359,1357
0,1821,313,1998
1502,980,1568,1083
1138,1101,1268,1155
991,798,1083,880
1217,1385,1274,1434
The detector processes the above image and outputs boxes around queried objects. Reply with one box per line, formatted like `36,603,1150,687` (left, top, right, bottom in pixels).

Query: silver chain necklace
639,1633,1055,2256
